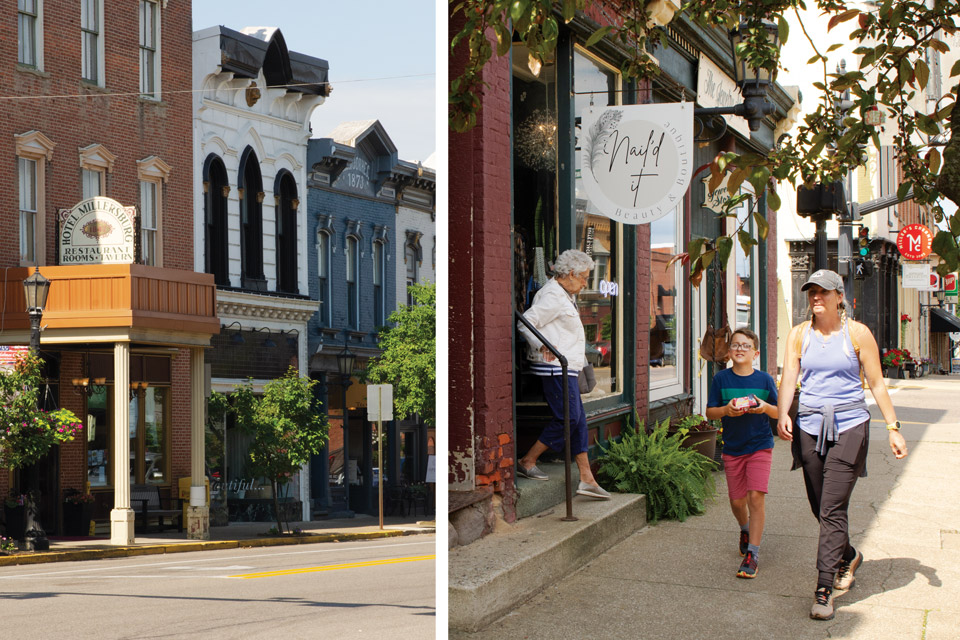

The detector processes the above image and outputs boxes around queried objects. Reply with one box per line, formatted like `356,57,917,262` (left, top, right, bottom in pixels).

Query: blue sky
193,1,436,164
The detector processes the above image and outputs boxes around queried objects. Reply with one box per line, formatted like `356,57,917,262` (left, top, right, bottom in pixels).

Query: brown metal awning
0,265,220,347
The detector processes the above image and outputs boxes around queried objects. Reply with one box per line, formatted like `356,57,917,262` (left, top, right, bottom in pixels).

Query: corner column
187,347,210,539
110,341,135,545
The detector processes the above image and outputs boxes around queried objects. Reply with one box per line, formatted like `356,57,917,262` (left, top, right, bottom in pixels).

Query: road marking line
0,540,435,580
230,554,436,579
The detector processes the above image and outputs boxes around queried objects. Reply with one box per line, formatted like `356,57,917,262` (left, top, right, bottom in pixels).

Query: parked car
585,341,611,367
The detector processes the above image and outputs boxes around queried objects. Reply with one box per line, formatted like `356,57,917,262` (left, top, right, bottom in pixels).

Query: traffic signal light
858,226,870,257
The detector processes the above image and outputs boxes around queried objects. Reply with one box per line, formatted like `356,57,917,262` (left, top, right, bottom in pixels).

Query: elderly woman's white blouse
517,278,586,375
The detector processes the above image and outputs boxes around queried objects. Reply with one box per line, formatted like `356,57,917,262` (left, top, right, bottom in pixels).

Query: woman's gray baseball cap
801,269,844,292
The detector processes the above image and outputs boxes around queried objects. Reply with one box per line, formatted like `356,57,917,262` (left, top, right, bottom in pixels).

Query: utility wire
0,73,434,102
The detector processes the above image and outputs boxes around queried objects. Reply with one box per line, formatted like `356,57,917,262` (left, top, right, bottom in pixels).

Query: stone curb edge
0,528,435,567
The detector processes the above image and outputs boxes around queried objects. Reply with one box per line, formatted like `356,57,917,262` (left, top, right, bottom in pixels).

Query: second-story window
404,242,418,305
275,171,298,294
19,158,37,264
82,168,102,198
203,155,229,286
346,235,359,330
18,0,39,68
239,148,265,289
140,181,157,266
317,230,331,326
373,241,385,327
139,0,159,97
81,0,101,84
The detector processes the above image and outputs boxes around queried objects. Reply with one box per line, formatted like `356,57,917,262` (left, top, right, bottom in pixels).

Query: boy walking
705,328,779,579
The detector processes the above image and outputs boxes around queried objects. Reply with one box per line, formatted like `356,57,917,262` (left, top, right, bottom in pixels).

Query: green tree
366,282,437,428
215,367,328,534
0,353,82,471
451,1,960,278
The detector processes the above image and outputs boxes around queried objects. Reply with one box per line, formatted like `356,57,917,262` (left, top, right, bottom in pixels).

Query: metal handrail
515,310,576,522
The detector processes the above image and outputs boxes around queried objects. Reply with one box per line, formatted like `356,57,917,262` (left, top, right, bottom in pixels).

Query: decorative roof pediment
217,26,330,96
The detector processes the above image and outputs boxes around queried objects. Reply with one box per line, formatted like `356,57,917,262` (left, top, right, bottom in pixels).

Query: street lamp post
22,267,51,551
337,332,356,517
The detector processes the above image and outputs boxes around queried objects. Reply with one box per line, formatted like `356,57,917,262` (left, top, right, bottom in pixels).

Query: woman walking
516,249,610,499
777,269,908,620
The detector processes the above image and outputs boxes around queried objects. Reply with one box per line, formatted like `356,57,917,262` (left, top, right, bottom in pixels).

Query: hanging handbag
578,364,597,394
698,263,732,365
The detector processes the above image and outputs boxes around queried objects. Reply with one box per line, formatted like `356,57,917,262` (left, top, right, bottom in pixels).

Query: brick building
0,1,218,545
449,5,795,539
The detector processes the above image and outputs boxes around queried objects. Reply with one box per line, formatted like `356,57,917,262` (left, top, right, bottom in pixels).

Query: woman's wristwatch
886,421,901,431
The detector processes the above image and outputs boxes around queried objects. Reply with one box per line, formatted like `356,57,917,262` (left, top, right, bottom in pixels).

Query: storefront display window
574,49,622,400
650,205,684,399
732,198,757,330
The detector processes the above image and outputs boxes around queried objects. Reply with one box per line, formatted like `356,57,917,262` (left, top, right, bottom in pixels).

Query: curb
0,527,434,567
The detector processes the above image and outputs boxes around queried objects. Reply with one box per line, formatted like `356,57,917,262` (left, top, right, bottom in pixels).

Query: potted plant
598,416,715,523
667,414,719,461
882,348,911,378
0,535,16,555
62,490,96,537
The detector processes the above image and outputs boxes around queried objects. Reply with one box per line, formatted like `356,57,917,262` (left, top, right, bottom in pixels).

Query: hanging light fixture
516,108,558,171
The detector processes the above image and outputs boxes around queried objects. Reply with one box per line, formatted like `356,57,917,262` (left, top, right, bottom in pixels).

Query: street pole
342,375,351,515
377,385,383,530
24,299,49,551
814,215,830,270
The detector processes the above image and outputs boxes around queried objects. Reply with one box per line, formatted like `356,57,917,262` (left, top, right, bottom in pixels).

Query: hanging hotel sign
579,103,693,225
58,197,137,265
896,223,933,260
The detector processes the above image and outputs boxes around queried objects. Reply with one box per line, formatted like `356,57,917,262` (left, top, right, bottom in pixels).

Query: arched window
373,240,385,327
203,154,229,286
239,148,265,290
317,228,332,326
274,170,298,294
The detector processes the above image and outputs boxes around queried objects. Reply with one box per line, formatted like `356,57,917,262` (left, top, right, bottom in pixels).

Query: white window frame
15,131,55,266
81,168,101,199
18,0,44,70
137,155,172,268
19,158,38,265
139,0,161,99
80,0,104,86
649,204,686,402
79,143,115,198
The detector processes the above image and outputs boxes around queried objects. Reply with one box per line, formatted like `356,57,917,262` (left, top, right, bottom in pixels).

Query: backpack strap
794,320,812,357
846,319,869,389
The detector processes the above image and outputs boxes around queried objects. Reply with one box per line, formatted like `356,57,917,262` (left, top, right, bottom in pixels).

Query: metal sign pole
378,388,384,530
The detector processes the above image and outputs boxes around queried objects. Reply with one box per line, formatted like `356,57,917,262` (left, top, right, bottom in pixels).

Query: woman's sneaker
736,551,758,579
810,586,834,620
834,549,863,590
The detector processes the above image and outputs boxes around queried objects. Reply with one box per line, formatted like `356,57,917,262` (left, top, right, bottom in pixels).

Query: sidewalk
451,381,960,638
0,514,436,567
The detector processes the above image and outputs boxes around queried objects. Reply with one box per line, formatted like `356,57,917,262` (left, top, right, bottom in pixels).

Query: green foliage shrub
597,417,716,524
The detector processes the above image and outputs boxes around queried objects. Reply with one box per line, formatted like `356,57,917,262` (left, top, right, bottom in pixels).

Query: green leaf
827,43,843,53
753,208,770,240
828,9,860,31
766,189,781,212
897,181,912,202
585,26,614,48
701,249,715,270
778,16,789,45
951,60,960,78
949,213,960,238
561,0,576,22
717,236,733,266
933,231,960,271
737,229,756,257
689,237,706,262
915,59,930,90
510,0,530,23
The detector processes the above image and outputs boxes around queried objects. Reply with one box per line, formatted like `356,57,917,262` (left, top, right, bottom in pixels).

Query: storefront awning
930,307,960,333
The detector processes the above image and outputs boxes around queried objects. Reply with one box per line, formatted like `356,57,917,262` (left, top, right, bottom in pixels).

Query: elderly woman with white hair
516,249,611,500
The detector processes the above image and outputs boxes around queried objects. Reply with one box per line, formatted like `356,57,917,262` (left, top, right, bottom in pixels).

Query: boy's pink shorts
722,447,773,500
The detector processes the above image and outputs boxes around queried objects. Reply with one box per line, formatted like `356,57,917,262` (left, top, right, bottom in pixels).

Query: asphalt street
0,535,436,639
450,379,960,639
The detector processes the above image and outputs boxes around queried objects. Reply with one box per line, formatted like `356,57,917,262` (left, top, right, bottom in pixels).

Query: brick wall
0,1,194,269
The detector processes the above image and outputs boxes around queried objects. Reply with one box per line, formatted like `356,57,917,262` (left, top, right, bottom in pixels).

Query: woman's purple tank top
798,321,871,436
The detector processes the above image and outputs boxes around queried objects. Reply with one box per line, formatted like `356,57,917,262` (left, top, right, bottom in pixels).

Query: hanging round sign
579,103,693,225
896,223,933,260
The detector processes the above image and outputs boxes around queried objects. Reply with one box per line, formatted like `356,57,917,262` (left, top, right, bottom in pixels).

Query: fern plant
597,417,716,524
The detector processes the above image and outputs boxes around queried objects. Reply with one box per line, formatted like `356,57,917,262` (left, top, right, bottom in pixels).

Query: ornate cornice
216,289,318,323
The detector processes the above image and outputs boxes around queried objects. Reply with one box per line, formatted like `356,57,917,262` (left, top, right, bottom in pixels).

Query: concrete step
449,491,647,632
515,461,582,520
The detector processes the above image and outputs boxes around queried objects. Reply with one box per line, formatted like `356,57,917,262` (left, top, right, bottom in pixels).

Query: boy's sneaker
834,548,863,590
736,551,758,579
739,530,749,557
810,586,835,620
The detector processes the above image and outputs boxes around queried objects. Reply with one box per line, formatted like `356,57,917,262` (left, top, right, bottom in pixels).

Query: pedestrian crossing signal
858,226,870,257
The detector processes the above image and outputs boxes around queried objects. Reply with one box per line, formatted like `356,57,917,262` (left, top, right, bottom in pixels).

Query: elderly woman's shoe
576,482,611,499
517,464,549,480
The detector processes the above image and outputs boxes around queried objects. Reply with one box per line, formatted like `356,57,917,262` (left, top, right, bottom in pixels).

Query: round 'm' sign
896,223,933,260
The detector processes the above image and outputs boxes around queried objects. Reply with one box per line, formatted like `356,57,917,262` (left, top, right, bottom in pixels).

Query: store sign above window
896,223,933,260
579,103,692,225
58,197,137,265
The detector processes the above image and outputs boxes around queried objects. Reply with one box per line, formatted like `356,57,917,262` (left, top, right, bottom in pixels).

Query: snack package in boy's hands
732,395,760,410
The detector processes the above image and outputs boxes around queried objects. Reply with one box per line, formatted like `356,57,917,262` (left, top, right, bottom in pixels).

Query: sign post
366,384,393,529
